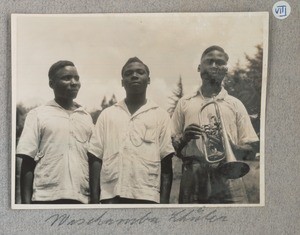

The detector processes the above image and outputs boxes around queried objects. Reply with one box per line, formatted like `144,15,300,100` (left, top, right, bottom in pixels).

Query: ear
197,64,201,72
223,66,228,74
49,80,53,89
121,79,124,87
147,77,150,84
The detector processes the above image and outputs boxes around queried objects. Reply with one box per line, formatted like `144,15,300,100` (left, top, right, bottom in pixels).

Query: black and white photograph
11,13,268,208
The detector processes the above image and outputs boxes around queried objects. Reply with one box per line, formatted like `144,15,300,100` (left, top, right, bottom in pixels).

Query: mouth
209,70,219,75
69,89,79,92
130,82,141,85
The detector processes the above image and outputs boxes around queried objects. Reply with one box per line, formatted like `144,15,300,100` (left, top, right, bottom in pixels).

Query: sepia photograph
11,12,268,208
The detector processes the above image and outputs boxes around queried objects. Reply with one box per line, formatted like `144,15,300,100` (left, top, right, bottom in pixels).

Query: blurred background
14,13,265,204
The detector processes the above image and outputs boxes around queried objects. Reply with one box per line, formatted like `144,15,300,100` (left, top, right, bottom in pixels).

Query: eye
61,75,80,81
204,59,214,65
124,70,133,76
137,69,146,75
216,60,226,66
61,75,72,81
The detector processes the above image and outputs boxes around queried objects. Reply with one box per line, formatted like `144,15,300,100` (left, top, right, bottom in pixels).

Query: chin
210,76,224,83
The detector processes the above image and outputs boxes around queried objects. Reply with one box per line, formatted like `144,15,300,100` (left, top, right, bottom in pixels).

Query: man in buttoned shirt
17,60,94,204
88,57,174,204
172,46,259,204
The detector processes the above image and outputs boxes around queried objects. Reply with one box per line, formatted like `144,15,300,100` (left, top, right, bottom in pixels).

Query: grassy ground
15,157,260,204
170,157,260,204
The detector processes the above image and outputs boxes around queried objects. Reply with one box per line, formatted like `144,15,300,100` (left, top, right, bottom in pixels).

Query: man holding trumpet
172,46,259,204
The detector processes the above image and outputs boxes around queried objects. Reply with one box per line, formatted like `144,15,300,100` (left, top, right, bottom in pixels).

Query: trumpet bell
218,161,250,179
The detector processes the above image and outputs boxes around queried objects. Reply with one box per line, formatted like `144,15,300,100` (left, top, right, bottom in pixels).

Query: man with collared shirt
17,60,93,204
172,46,259,204
88,57,174,204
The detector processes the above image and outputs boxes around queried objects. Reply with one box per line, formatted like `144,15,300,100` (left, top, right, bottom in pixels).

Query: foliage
167,76,184,117
223,44,263,134
90,94,117,124
16,103,37,140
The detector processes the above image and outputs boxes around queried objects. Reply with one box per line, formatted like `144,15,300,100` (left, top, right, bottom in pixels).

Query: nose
70,77,79,86
211,61,217,68
131,71,139,79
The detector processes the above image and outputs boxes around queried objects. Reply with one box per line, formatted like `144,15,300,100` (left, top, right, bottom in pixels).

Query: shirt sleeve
170,98,187,152
236,100,259,145
16,109,40,159
159,111,175,159
88,112,104,159
171,98,185,137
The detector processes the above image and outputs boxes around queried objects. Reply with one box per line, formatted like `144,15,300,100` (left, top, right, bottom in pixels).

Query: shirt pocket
139,158,160,190
71,114,92,144
142,123,157,143
102,152,119,183
34,153,64,188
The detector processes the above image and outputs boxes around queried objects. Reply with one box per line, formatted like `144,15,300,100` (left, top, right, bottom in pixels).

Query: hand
229,139,257,160
183,124,204,143
208,134,223,151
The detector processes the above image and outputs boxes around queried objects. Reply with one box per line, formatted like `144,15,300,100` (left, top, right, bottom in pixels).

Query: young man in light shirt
172,46,259,204
17,60,93,204
88,57,174,204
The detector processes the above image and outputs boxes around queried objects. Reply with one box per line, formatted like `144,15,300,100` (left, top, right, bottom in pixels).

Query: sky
12,13,268,111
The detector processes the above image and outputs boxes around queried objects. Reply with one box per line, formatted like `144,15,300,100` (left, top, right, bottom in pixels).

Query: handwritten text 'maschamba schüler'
45,209,227,227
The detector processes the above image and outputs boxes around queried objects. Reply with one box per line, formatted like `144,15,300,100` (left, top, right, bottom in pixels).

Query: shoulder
223,94,249,117
225,94,246,109
181,91,199,101
174,91,199,112
155,106,170,119
100,105,118,116
144,100,170,122
77,109,94,124
179,91,199,104
148,100,168,115
25,104,50,118
96,105,120,124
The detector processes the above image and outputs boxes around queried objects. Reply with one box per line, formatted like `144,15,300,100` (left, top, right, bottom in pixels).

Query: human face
50,66,81,100
198,50,228,83
122,62,150,95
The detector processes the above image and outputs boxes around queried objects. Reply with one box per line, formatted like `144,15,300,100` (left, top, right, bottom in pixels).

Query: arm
88,152,102,204
19,154,36,204
234,100,260,160
172,124,204,157
160,153,173,204
231,141,259,161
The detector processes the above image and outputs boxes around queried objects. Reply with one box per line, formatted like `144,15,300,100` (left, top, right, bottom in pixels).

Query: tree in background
167,76,184,117
90,94,117,124
223,44,263,135
16,103,37,141
108,94,117,106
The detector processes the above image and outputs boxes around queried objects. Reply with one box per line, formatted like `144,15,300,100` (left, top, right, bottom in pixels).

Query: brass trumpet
199,97,250,179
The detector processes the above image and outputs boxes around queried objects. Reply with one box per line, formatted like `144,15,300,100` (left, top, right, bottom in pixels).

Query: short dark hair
201,46,229,62
121,57,150,76
48,60,75,81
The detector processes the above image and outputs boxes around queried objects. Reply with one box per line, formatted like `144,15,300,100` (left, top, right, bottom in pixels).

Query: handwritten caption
45,208,227,227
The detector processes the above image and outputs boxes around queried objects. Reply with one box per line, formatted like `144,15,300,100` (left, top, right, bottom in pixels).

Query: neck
125,93,147,114
55,97,75,110
201,80,222,98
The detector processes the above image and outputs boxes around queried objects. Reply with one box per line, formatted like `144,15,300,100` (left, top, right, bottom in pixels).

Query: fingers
209,135,222,146
184,131,201,140
184,123,204,132
183,124,204,141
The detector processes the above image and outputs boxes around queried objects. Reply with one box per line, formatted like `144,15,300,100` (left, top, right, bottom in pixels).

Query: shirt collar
115,99,159,117
46,99,88,114
184,86,228,101
198,86,228,100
